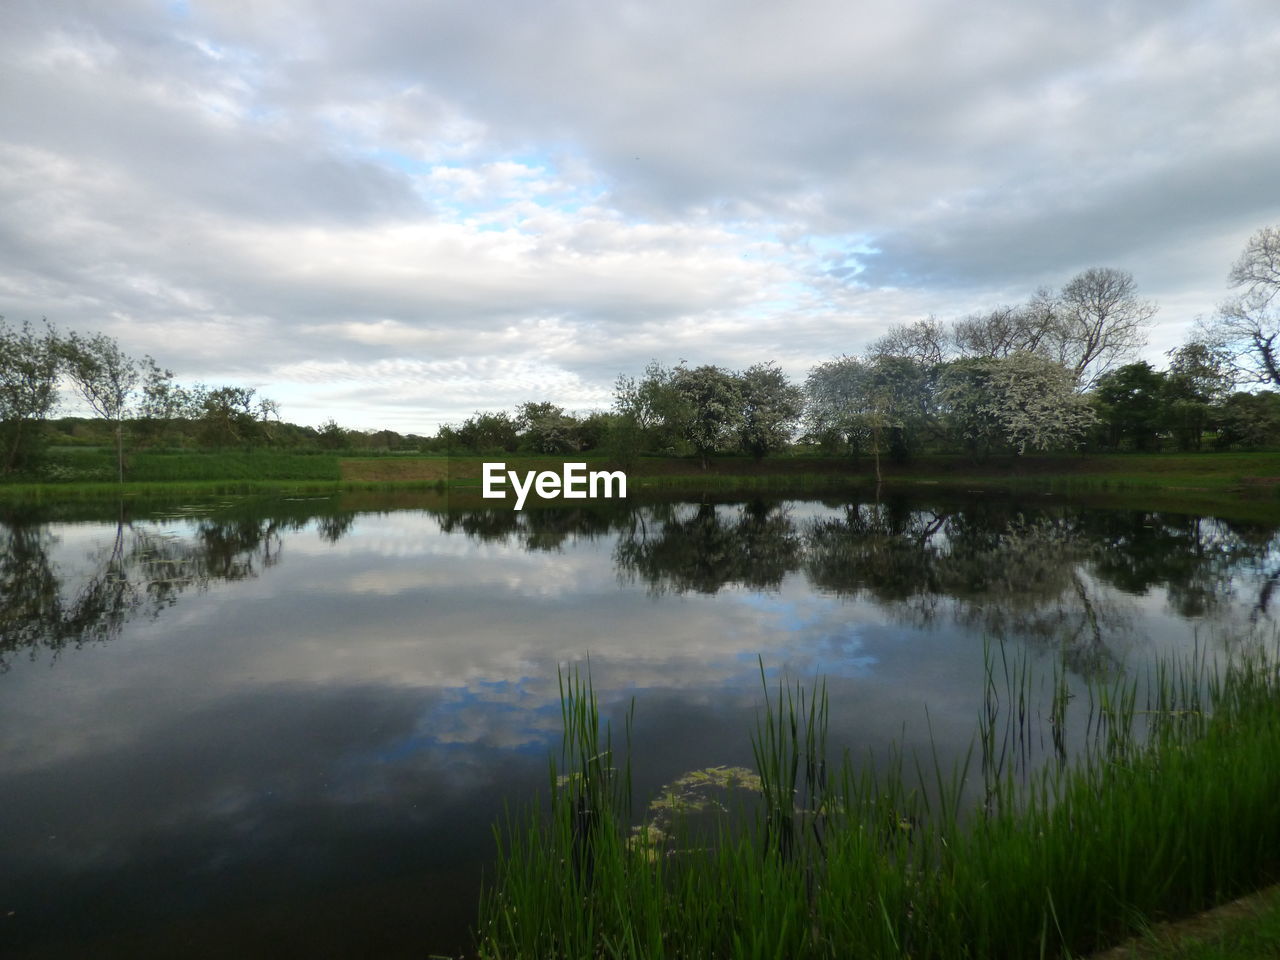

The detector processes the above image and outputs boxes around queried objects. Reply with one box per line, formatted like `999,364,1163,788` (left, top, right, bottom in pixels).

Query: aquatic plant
478,644,1280,959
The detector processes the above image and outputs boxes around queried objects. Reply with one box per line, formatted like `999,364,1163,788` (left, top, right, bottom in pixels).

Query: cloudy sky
2,0,1278,432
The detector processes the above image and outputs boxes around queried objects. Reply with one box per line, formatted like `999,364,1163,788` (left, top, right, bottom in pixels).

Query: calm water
2,492,1277,958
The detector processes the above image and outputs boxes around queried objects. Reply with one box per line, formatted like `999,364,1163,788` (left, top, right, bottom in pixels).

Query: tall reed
478,644,1280,959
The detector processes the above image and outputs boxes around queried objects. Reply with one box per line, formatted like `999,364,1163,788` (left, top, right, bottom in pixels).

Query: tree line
445,230,1280,469
4,225,1279,478
0,322,298,477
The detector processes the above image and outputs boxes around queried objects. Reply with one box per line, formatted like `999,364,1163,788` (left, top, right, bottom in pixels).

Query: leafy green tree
0,318,60,474
614,361,690,453
190,384,279,448
616,362,744,466
737,362,803,460
449,411,520,453
1162,341,1234,451
601,411,645,469
516,401,580,453
574,411,612,452
56,331,143,482
1091,362,1166,451
1216,391,1280,449
316,418,349,450
134,358,189,448
806,355,933,479
1166,340,1235,401
367,429,404,451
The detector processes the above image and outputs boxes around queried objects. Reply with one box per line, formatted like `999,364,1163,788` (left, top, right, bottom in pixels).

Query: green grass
1093,885,1280,959
477,646,1280,959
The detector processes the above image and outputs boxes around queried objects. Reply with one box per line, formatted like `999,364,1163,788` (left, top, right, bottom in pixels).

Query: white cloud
2,0,1279,430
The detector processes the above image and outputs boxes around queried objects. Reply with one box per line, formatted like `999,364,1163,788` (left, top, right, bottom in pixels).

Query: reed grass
477,645,1280,959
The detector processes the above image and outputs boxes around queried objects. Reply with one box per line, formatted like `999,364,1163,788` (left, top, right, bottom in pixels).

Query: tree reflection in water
0,503,350,670
605,496,1280,676
614,499,803,594
4,495,1279,679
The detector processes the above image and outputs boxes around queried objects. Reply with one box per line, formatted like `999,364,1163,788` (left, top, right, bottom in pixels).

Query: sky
2,0,1278,434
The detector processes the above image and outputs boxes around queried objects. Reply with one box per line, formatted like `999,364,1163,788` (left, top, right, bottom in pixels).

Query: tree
1209,225,1280,387
940,353,1096,455
57,331,141,482
516,401,581,454
952,295,1058,359
1091,362,1166,451
190,384,279,448
135,358,189,448
448,411,520,453
614,361,690,453
1162,341,1234,451
1166,340,1234,403
600,412,645,470
1053,268,1157,388
1216,391,1280,449
805,355,931,480
667,364,743,468
737,362,803,460
1228,225,1280,304
869,317,949,365
574,411,612,452
0,318,60,474
316,418,348,450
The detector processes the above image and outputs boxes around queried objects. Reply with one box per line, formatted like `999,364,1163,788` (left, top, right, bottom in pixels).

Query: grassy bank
1093,884,1280,959
477,648,1280,959
8,450,1280,520
416,450,1280,520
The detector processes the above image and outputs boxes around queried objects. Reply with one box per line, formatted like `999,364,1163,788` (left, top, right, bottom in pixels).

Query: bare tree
1210,225,1280,387
953,295,1058,359
1052,268,1156,389
869,316,949,365
954,305,1021,358
1228,225,1280,305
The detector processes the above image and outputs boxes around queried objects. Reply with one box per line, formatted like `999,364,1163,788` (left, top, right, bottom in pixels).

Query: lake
2,491,1276,958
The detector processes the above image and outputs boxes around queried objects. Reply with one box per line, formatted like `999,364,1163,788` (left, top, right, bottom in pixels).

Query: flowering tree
940,353,1095,455
668,364,743,468
737,362,803,460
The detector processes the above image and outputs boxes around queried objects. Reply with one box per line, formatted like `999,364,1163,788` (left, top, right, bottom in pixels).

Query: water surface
2,492,1276,957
